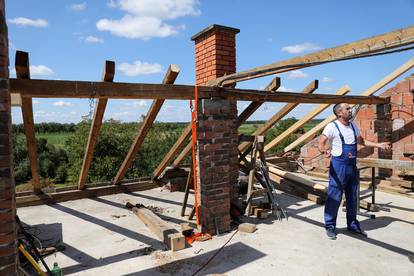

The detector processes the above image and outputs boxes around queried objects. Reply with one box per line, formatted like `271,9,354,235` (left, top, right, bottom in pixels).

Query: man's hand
378,142,391,151
324,149,331,158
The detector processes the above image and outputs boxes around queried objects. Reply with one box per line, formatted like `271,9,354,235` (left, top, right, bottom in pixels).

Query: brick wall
0,0,18,275
300,75,414,178
192,25,239,233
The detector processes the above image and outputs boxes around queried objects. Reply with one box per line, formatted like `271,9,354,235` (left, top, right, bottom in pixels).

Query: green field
17,132,71,148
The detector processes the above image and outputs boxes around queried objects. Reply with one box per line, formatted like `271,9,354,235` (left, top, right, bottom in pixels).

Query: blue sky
7,0,414,124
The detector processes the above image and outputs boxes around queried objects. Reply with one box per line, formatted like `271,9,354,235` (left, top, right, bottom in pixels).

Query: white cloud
85,35,104,43
10,65,55,77
30,65,55,77
125,100,148,107
68,2,86,11
32,100,40,105
279,86,295,92
322,77,335,83
53,101,73,107
9,42,17,51
8,17,48,27
97,0,200,39
118,60,162,76
287,70,308,79
281,42,320,54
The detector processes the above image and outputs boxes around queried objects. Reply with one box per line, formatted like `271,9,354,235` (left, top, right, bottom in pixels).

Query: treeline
12,119,302,186
13,122,77,134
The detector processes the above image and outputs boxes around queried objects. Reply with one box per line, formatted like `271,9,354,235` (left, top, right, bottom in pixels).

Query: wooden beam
268,166,327,192
15,51,41,194
239,80,318,153
171,77,281,168
210,25,414,86
129,203,185,251
9,78,388,104
283,57,414,153
16,180,157,208
358,158,414,171
114,65,180,184
264,85,350,152
78,61,115,189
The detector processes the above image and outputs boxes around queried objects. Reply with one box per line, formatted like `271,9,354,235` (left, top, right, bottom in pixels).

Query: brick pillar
191,25,239,234
0,1,18,275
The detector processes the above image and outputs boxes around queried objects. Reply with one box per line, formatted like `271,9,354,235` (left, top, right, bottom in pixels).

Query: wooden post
114,65,180,184
78,61,115,189
283,57,414,153
238,80,318,153
15,51,41,194
264,85,350,152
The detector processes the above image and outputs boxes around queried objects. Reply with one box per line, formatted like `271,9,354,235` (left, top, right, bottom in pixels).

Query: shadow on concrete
123,242,266,276
126,191,193,208
48,203,162,247
91,197,189,226
61,243,158,275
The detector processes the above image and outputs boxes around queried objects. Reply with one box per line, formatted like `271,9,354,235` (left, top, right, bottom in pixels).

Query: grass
17,132,71,148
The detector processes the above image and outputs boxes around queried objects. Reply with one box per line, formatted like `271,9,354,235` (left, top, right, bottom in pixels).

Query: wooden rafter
238,80,318,153
264,85,350,152
9,78,388,104
114,65,180,184
283,57,414,153
78,61,115,189
171,77,281,168
210,25,414,86
15,51,41,194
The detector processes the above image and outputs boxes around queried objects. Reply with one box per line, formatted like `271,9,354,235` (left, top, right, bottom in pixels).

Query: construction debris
126,202,185,252
238,223,257,233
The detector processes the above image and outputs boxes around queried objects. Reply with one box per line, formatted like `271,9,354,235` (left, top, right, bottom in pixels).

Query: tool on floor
16,215,52,276
239,135,287,220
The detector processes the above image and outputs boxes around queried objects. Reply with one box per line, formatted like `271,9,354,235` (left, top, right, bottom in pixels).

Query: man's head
333,103,353,121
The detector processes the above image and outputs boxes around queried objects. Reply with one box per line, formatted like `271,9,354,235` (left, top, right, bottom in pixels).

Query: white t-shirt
322,120,361,157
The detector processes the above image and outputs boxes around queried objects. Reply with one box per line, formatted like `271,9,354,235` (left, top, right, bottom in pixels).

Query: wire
191,229,239,276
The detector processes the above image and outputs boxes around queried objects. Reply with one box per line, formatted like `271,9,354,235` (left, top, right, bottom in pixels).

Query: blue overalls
324,122,359,230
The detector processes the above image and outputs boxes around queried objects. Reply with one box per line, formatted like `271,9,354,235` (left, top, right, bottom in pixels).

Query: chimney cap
191,24,240,41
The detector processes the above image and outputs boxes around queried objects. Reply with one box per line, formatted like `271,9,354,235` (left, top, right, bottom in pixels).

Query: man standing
318,103,390,239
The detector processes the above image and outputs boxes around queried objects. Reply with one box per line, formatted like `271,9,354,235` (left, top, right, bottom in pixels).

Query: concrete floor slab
17,188,414,275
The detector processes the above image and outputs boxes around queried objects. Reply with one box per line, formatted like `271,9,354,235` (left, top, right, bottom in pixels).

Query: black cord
191,229,239,276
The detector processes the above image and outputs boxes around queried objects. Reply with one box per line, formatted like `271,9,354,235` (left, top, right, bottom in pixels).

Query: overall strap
333,122,345,144
350,122,357,144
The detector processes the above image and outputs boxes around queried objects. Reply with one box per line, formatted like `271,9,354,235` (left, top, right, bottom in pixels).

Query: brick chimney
191,25,240,234
0,1,18,275
192,24,239,85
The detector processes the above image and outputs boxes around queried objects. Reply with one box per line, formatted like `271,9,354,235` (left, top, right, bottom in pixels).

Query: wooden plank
264,85,350,152
239,80,318,153
171,77,281,168
11,93,21,106
284,57,414,153
16,180,157,208
153,124,192,179
358,158,414,171
114,65,180,184
130,204,185,251
210,25,414,86
78,61,115,189
15,51,41,194
268,166,327,192
9,78,388,104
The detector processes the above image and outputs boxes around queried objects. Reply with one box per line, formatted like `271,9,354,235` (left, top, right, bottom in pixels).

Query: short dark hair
333,103,344,117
